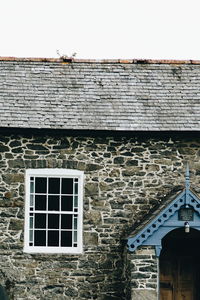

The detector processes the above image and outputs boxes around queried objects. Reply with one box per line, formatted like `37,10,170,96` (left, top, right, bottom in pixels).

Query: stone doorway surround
127,246,158,300
126,167,200,300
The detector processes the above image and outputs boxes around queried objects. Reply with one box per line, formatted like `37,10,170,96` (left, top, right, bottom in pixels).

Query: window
24,169,83,254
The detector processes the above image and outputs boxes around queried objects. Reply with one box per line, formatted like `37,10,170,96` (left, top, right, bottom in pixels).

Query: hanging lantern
184,222,190,233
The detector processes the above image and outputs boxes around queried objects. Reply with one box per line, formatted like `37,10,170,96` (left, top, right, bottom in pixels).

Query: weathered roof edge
1,56,200,65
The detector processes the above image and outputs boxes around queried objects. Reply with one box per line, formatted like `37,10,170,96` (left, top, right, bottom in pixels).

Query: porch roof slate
1,57,200,131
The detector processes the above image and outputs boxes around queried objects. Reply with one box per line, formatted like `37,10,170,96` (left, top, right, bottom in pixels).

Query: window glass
48,195,59,211
35,177,47,193
62,178,73,194
35,195,46,210
61,196,73,211
48,178,60,194
48,231,59,246
61,214,72,229
35,230,46,246
61,231,72,247
35,214,46,229
48,214,59,229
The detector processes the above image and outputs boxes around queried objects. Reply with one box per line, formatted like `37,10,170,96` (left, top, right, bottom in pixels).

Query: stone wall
127,247,158,300
0,130,200,299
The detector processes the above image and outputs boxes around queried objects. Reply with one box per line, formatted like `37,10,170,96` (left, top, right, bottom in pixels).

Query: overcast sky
1,0,200,60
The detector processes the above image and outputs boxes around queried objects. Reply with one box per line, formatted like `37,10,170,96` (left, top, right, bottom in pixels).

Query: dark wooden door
160,256,198,300
160,257,174,300
160,228,200,300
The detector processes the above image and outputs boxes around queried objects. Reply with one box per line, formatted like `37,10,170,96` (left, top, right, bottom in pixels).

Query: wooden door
160,228,200,300
160,258,174,300
176,257,194,300
160,256,197,300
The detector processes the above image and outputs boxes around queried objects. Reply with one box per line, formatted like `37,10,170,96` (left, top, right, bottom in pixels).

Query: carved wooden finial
185,163,190,191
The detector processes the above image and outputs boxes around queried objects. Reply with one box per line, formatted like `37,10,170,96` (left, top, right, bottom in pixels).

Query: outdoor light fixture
184,222,190,233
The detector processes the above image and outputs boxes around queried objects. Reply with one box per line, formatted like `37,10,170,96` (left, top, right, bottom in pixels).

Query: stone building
0,57,200,299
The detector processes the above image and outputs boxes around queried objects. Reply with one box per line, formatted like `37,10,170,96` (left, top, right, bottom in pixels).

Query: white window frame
24,169,83,254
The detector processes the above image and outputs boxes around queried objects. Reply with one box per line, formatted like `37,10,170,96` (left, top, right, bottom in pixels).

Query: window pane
34,230,46,246
48,231,59,246
30,194,34,206
75,183,78,194
35,214,46,228
48,195,59,211
61,196,73,211
74,196,78,208
62,178,73,194
48,214,59,229
74,217,77,230
35,195,46,210
35,177,47,193
30,181,34,193
29,230,33,242
30,217,33,229
74,231,77,243
48,178,60,194
61,215,72,229
61,231,72,247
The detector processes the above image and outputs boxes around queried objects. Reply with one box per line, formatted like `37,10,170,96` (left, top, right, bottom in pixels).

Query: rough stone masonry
0,130,200,299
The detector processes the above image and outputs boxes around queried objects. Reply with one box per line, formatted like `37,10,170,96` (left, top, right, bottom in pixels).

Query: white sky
1,0,200,60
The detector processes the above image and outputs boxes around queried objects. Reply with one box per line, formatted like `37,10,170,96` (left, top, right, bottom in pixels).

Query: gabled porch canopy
127,167,200,256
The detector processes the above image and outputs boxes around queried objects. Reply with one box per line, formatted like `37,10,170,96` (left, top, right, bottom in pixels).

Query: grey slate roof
1,57,200,131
